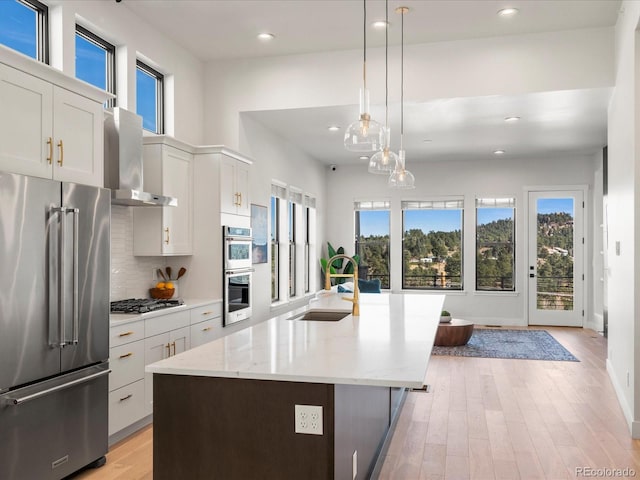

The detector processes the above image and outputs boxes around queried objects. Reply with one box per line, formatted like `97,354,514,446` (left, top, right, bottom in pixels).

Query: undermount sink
288,309,351,322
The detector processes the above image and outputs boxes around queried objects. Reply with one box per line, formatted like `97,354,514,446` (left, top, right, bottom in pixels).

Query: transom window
401,199,464,290
0,0,48,62
75,25,116,106
136,60,164,133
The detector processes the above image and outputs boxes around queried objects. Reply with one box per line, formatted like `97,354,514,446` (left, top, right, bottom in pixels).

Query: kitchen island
146,292,444,479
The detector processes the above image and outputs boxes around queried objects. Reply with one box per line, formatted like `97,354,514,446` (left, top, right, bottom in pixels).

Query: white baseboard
606,359,638,438
466,316,527,327
585,313,604,333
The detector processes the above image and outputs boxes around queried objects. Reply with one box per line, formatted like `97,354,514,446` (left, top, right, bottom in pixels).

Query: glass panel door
528,191,584,326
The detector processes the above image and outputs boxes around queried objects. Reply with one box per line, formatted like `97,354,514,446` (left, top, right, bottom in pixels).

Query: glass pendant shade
388,149,415,189
368,128,397,174
344,88,384,152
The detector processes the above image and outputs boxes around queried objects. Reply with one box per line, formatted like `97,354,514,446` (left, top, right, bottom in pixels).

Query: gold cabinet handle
171,341,176,356
202,327,212,332
57,139,64,166
118,331,134,337
119,394,132,402
238,192,242,206
165,343,171,357
164,227,170,245
119,352,133,359
202,311,214,315
46,137,53,164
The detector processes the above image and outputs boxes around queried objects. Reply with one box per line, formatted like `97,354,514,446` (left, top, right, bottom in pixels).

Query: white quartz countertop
146,292,444,388
109,298,221,326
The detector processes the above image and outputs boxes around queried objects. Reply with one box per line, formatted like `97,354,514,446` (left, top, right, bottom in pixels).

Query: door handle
47,137,53,164
71,208,79,345
3,369,111,406
164,227,170,245
165,343,171,357
57,139,64,166
171,341,176,356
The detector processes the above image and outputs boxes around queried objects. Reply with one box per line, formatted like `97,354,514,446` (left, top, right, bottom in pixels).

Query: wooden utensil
157,268,167,281
166,266,172,280
176,267,187,280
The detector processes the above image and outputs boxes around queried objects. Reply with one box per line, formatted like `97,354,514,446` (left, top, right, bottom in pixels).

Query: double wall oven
223,226,253,326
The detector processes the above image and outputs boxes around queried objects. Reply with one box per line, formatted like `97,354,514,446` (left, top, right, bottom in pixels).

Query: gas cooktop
110,298,184,314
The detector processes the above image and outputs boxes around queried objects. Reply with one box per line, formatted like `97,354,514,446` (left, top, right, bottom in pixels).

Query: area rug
432,328,579,361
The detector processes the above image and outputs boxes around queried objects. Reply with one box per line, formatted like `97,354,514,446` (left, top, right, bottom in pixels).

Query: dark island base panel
153,375,396,480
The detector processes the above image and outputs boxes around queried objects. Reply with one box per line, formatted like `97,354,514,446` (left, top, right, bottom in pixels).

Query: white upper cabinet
220,155,250,216
0,49,110,187
133,141,193,256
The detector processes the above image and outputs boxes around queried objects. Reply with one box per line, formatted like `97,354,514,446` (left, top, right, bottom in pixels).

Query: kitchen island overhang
147,293,444,480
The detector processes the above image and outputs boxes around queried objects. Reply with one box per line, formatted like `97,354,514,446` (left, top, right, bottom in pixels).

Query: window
0,0,48,62
270,195,280,302
136,60,164,133
354,201,390,289
303,194,316,295
271,184,286,302
75,25,116,106
476,198,516,291
288,200,296,298
402,199,464,290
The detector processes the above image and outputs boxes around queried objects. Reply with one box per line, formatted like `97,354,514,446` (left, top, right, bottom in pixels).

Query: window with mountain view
476,198,515,291
0,0,48,62
354,201,390,289
401,200,463,290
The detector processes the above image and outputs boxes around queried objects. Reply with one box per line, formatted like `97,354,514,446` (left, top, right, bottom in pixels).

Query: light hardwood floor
74,327,640,480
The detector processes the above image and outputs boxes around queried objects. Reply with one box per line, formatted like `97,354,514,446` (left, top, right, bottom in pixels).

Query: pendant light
344,0,384,153
388,6,415,189
368,0,398,174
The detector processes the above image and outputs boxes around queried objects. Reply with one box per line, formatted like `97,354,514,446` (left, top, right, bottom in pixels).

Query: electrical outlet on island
294,405,323,435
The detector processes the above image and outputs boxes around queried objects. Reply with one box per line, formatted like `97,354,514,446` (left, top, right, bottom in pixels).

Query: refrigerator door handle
71,207,79,345
53,206,67,348
2,368,111,406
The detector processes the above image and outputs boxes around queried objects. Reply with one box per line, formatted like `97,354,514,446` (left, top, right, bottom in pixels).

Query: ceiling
122,0,620,166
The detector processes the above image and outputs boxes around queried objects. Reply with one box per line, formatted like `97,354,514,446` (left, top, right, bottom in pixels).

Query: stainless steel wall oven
223,226,253,326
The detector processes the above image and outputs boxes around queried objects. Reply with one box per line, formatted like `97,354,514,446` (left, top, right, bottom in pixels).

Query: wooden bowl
149,287,175,299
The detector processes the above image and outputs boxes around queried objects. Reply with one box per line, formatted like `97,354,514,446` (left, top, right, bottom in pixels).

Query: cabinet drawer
190,318,223,348
145,310,190,337
190,302,222,324
110,320,144,347
108,379,146,436
109,340,145,392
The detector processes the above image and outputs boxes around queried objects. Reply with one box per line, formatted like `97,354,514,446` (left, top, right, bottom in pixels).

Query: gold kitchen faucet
324,254,359,316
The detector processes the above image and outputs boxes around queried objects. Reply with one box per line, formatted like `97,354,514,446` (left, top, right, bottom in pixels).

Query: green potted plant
319,242,359,286
440,310,452,323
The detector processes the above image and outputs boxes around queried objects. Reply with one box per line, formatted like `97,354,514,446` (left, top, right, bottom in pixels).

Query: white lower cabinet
108,320,146,437
108,380,146,436
109,302,221,438
190,302,223,348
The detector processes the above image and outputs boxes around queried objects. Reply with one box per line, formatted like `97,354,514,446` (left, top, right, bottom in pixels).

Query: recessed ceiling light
327,125,340,132
497,7,519,17
257,33,275,41
359,156,369,160
494,150,506,155
504,116,520,122
372,21,389,28
423,139,433,143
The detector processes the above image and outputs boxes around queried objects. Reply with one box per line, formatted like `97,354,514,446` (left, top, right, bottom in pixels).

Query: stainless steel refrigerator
0,172,110,479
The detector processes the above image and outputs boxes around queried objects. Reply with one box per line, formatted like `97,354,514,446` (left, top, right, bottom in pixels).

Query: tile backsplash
111,206,163,301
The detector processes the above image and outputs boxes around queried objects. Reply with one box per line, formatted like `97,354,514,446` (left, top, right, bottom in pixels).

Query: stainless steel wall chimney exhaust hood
104,107,177,207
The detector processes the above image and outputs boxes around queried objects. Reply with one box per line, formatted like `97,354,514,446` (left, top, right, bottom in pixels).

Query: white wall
607,0,640,437
48,0,205,144
322,154,598,326
238,114,327,322
204,27,613,149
